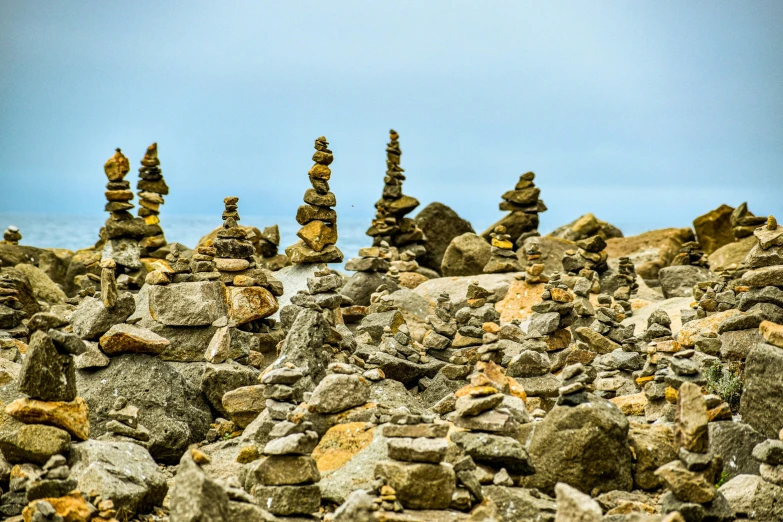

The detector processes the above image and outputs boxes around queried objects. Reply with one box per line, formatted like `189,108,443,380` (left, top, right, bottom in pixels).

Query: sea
0,213,370,266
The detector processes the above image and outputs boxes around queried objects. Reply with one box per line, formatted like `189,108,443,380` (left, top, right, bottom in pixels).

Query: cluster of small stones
0,272,26,340
688,278,738,322
98,396,151,448
2,225,21,245
255,224,287,270
557,362,591,406
366,130,426,259
614,256,638,316
528,273,575,352
751,427,783,492
634,310,678,422
451,282,502,355
671,241,709,268
211,196,258,277
731,201,767,239
493,171,547,247
11,455,78,520
136,142,169,256
522,238,548,283
483,225,523,274
422,292,457,352
654,382,733,522
563,234,609,278
286,136,343,264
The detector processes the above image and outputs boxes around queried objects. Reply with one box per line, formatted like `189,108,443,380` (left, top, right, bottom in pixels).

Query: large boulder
414,202,474,274
739,342,783,439
12,263,66,305
693,204,735,255
413,273,517,311
440,233,491,277
69,440,167,514
77,354,212,463
549,213,623,242
605,227,695,281
708,234,757,272
518,236,575,276
521,396,633,495
0,267,41,318
709,421,766,480
481,212,540,244
658,265,714,298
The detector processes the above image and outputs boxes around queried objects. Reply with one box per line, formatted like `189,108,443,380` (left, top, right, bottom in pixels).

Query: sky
1,1,781,243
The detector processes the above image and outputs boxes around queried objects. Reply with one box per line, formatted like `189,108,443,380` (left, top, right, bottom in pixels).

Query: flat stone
5,397,89,440
70,293,136,340
451,431,534,475
252,484,321,516
0,410,71,464
99,323,169,355
214,258,250,271
248,455,320,485
264,431,319,455
387,437,448,463
148,281,227,327
555,482,602,522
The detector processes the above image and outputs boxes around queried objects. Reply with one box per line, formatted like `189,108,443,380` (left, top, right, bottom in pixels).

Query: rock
413,272,517,311
483,486,557,522
70,293,135,340
374,460,455,509
655,460,715,503
554,482,602,522
99,323,169,355
309,374,369,413
693,204,735,255
739,342,783,438
708,421,765,480
316,424,386,504
248,455,320,485
550,213,623,242
451,431,534,474
658,265,714,298
138,320,218,362
169,449,231,521
24,491,93,522
441,233,492,277
753,439,783,465
69,439,167,514
270,263,321,321
605,228,695,281
414,202,475,274
12,263,66,305
77,354,212,463
519,236,575,277
201,362,258,417
19,330,76,401
522,397,633,495
761,320,783,349
676,382,709,453
221,385,265,428
677,309,740,347
0,410,70,464
5,397,89,440
271,308,329,391
342,271,396,306
720,328,763,360
227,286,278,326
251,484,321,516
148,281,227,326
628,423,677,490
708,235,757,271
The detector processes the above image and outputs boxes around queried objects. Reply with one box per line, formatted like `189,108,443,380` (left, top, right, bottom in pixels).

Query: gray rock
12,263,66,306
169,450,231,522
451,431,534,474
148,281,227,326
77,354,212,463
70,293,135,340
364,350,445,387
103,238,141,269
753,439,783,466
319,426,389,504
270,308,328,392
440,233,492,277
341,271,397,307
528,312,560,337
387,437,448,463
414,202,475,274
739,342,783,438
309,374,369,413
720,328,764,361
709,421,765,480
252,484,321,516
554,482,602,522
19,330,76,401
69,440,167,514
374,460,455,509
658,265,714,298
483,486,556,522
200,362,258,417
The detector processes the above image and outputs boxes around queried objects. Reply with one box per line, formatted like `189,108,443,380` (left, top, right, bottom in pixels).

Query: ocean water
0,212,370,262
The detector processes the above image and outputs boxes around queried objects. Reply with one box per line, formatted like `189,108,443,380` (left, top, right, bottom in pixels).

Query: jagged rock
739,342,783,438
169,450,231,521
374,460,455,509
554,482,602,522
19,330,76,401
708,421,765,480
693,204,735,255
658,265,713,298
12,263,66,305
550,213,623,242
415,202,474,274
70,293,135,339
99,323,170,355
0,410,70,464
441,233,492,276
6,397,90,440
483,486,556,522
628,423,677,490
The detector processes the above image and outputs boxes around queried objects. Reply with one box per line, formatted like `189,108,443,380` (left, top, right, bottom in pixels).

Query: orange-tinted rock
227,286,278,325
6,397,89,440
312,422,375,473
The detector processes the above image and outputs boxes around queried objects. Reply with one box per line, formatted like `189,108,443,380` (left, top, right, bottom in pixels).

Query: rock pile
366,130,426,259
256,224,288,270
98,396,151,449
655,382,734,521
136,142,169,256
613,256,638,316
0,271,26,340
213,196,257,276
451,281,502,351
286,136,343,264
672,241,709,268
2,225,21,245
574,294,634,355
342,243,394,306
482,171,546,246
523,238,548,283
562,234,609,276
528,273,574,352
557,363,590,406
483,225,523,274
390,250,428,288
422,292,457,353
731,202,767,240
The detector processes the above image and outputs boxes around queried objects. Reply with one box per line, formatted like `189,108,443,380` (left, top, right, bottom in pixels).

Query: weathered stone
374,460,455,510
99,323,169,355
248,455,320,485
201,362,257,417
655,460,715,503
148,281,227,326
658,265,714,298
693,204,735,255
739,342,783,438
227,286,277,326
554,482,602,522
676,382,709,453
441,233,492,277
252,484,321,516
70,293,135,339
451,431,534,475
169,450,231,521
6,397,89,440
221,385,265,428
0,410,70,464
309,374,369,414
19,331,76,401
414,202,475,274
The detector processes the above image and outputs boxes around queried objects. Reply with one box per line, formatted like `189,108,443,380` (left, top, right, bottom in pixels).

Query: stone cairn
98,396,151,449
214,196,257,276
101,148,145,278
2,225,21,245
449,362,535,491
527,273,575,352
655,382,733,522
690,278,737,321
671,241,709,268
0,271,26,341
342,242,393,310
634,310,678,422
452,281,501,351
613,256,638,316
483,225,523,274
366,130,426,259
731,202,767,240
483,171,547,247
373,410,455,512
286,136,343,264
523,238,548,283
557,363,591,406
249,367,322,517
390,250,428,288
136,142,169,256
422,292,457,353
563,234,609,278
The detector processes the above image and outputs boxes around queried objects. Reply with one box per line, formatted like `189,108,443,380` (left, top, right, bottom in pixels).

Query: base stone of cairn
286,136,343,264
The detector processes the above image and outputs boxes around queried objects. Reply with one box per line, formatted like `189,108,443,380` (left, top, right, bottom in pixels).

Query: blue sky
1,1,781,237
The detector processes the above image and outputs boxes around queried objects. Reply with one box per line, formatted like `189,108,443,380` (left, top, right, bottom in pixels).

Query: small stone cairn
731,202,767,240
286,136,343,263
527,273,575,351
101,148,145,274
136,142,168,256
0,271,26,340
2,225,21,245
563,234,609,276
98,396,151,448
751,429,783,492
655,382,733,522
23,454,79,510
366,130,426,259
483,171,547,247
452,281,502,353
422,292,458,352
614,256,638,316
256,224,288,270
214,196,256,276
390,250,428,288
483,225,523,273
557,363,591,406
671,241,709,268
523,238,548,283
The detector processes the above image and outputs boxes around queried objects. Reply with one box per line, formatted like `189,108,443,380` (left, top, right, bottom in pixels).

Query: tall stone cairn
366,129,426,258
214,197,256,277
101,148,145,272
286,136,343,264
136,142,169,255
481,171,547,246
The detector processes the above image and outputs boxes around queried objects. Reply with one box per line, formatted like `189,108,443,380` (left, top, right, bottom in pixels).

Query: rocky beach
0,134,780,522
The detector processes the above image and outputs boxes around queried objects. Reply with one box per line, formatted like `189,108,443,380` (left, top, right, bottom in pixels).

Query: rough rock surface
414,202,475,274
440,233,492,276
739,342,783,438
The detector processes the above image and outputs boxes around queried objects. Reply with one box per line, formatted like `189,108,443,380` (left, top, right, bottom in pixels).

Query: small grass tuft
705,361,743,411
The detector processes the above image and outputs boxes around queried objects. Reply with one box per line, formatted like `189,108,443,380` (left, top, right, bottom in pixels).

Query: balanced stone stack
527,273,575,352
614,256,638,316
214,196,256,276
2,225,21,245
655,382,734,522
286,136,343,264
731,202,767,239
563,234,609,276
390,250,428,288
374,411,455,511
452,281,502,351
101,148,145,274
342,243,393,306
422,292,458,352
574,294,634,356
557,363,591,406
482,171,547,246
691,279,737,320
751,433,783,494
136,142,169,256
450,363,535,486
671,241,709,268
366,130,426,259
97,396,151,449
23,455,79,507
0,272,26,340
523,238,548,283
483,225,523,273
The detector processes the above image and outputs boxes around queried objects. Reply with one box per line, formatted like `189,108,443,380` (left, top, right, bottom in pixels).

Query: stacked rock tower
366,130,426,259
482,171,547,246
286,136,343,263
214,197,256,275
136,142,169,256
